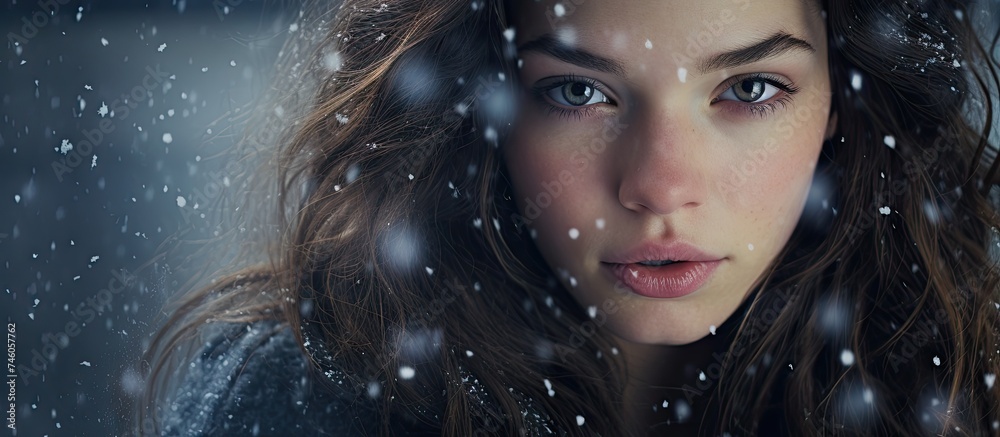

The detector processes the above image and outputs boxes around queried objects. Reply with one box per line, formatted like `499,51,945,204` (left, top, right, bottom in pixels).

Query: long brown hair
713,0,1000,435
139,0,1000,435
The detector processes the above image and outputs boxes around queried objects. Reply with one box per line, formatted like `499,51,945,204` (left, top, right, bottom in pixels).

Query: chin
606,318,713,346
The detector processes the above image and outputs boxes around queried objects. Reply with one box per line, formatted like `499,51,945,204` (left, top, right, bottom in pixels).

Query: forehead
509,0,826,68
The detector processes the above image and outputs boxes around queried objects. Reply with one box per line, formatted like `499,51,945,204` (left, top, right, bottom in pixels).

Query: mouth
602,241,724,299
603,260,722,299
635,259,678,267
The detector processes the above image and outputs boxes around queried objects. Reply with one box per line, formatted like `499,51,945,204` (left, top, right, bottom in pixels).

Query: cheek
717,88,831,207
504,121,605,218
720,131,824,229
504,133,563,220
503,127,604,266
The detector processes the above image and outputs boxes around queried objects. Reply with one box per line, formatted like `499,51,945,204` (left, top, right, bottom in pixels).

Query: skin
504,0,834,431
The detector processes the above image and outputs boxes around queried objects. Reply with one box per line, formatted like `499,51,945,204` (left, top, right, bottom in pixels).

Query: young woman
139,0,1000,435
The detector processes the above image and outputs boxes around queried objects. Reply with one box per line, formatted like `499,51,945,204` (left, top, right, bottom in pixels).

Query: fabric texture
160,320,389,436
160,318,787,436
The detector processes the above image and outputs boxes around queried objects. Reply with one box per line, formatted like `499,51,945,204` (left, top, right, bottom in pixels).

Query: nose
617,112,710,216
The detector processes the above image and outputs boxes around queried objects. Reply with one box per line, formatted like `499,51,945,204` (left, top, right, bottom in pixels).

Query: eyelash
529,74,612,121
714,73,800,118
530,73,800,120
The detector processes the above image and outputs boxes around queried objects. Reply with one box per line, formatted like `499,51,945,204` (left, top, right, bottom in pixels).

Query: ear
824,111,838,140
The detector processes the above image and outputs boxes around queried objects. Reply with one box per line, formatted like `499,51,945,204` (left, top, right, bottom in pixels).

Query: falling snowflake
503,28,516,42
863,387,874,403
883,135,896,149
398,366,415,379
367,381,381,398
840,349,855,366
483,126,498,145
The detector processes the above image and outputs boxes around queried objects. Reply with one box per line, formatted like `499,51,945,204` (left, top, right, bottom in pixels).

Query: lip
602,241,725,299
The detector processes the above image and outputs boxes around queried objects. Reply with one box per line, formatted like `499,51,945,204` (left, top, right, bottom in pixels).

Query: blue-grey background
1,1,297,435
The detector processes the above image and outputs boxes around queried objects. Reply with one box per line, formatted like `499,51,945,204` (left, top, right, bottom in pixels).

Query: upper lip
603,241,723,264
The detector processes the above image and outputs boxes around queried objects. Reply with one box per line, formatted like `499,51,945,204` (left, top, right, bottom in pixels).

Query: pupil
738,79,764,101
564,82,593,105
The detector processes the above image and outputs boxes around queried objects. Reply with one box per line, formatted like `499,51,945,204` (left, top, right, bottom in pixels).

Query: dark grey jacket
159,320,563,436
160,318,789,436
161,320,388,435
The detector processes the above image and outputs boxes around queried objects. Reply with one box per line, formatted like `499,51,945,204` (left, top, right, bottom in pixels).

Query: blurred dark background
1,1,299,435
4,1,999,436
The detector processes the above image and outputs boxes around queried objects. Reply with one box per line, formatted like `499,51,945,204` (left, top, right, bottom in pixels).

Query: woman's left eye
543,80,610,107
715,75,796,104
716,77,783,103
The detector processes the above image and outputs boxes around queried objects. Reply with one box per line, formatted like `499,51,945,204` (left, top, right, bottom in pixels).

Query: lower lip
605,260,722,299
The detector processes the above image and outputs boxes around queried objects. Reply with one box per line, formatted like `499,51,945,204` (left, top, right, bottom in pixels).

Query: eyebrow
517,34,628,78
516,31,815,78
698,32,815,74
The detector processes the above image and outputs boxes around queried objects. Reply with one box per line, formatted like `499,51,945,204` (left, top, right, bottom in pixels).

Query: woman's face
504,0,833,345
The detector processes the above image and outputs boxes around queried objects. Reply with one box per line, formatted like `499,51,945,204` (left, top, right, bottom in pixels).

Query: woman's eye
717,78,782,103
545,81,610,107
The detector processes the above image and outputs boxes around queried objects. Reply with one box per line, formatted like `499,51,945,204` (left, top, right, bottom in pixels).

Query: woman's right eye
544,80,611,107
